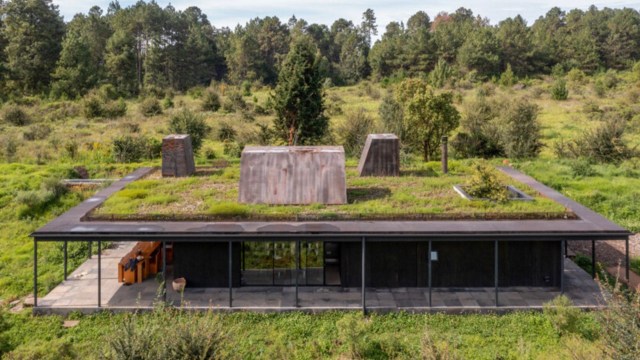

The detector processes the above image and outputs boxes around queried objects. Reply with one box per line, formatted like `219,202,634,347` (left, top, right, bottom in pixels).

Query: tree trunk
423,140,430,162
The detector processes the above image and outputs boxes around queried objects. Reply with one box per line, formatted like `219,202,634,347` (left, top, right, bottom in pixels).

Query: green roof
88,160,571,221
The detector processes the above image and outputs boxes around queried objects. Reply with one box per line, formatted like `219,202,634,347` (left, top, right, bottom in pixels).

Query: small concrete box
162,134,196,177
239,146,347,205
357,134,400,176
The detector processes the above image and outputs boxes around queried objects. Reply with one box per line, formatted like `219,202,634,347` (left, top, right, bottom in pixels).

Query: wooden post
441,136,448,174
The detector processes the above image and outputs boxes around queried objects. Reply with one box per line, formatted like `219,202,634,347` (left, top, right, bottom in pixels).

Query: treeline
1,1,640,100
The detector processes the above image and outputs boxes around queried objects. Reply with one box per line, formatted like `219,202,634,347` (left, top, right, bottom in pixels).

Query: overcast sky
53,1,640,31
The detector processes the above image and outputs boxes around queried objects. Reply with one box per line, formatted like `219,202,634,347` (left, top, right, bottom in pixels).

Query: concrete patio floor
35,242,605,314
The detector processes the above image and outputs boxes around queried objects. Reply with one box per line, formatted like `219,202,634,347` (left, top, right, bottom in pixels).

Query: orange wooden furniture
118,241,164,284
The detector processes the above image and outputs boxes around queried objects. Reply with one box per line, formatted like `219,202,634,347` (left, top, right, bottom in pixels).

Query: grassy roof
88,160,571,221
88,161,572,221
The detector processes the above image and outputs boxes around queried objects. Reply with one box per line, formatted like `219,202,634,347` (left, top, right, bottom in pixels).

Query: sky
53,1,640,33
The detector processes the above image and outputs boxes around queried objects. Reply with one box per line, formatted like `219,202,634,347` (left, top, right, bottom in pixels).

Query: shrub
378,92,403,139
64,141,79,159
451,96,503,158
336,313,370,359
554,119,635,163
499,64,516,87
1,136,18,162
569,159,597,178
0,308,9,355
222,141,242,158
15,176,68,218
241,80,252,96
496,98,542,159
104,99,127,118
594,79,606,98
112,135,160,163
23,124,51,141
429,59,453,88
598,280,640,359
2,105,30,126
543,295,585,337
222,91,247,113
168,109,211,152
139,98,162,117
421,329,456,360
208,202,249,217
464,161,510,202
338,108,375,157
566,68,587,85
217,122,236,142
201,90,221,112
187,85,205,99
82,95,105,118
162,96,174,110
551,79,569,100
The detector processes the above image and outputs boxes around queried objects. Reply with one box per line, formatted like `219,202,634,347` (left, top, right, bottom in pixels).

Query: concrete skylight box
358,134,400,177
239,146,347,205
161,134,195,177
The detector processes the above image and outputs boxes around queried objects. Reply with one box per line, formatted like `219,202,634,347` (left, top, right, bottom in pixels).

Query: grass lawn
90,159,569,221
1,309,604,359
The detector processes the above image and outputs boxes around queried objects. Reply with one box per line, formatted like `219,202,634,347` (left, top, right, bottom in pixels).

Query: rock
23,295,35,307
63,320,80,328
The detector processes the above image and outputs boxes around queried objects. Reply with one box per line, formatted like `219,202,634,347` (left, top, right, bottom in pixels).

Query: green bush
554,119,635,163
201,90,221,112
217,122,236,142
594,79,607,98
15,177,69,218
112,135,160,163
495,98,542,159
598,284,640,359
336,313,370,359
222,141,242,158
0,308,9,356
162,96,174,110
1,136,19,162
139,98,163,117
168,109,211,152
1,105,31,126
222,91,247,113
569,159,597,178
23,124,51,141
82,95,104,119
551,79,569,100
451,95,503,158
378,92,403,139
543,295,583,337
241,80,252,96
499,64,516,87
464,161,510,202
104,99,127,118
338,108,375,157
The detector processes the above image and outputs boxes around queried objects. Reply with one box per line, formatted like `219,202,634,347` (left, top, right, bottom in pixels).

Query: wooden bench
118,242,163,284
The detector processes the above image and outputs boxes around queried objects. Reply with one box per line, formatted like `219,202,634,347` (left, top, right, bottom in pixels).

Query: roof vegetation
89,159,570,221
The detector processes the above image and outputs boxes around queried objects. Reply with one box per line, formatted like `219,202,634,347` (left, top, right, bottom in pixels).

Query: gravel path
568,233,640,268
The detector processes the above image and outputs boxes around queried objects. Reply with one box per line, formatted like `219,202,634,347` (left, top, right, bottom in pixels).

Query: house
30,135,631,313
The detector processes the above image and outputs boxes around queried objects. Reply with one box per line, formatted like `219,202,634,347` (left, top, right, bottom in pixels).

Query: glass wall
241,240,324,286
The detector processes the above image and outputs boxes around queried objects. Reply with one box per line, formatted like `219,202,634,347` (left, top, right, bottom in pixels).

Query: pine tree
0,0,65,95
272,38,327,145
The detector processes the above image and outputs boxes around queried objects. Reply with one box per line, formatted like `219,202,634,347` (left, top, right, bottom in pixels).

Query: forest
1,1,640,98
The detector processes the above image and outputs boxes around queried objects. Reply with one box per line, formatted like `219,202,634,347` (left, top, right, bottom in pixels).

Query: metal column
361,236,366,315
560,240,565,294
295,239,300,308
33,239,37,308
63,240,68,280
428,240,432,307
88,241,92,258
228,240,233,308
626,237,630,281
162,241,167,302
494,240,499,307
98,240,101,308
591,240,596,279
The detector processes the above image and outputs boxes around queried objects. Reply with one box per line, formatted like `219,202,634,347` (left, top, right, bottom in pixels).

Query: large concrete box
239,146,347,205
357,134,400,176
162,134,195,177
